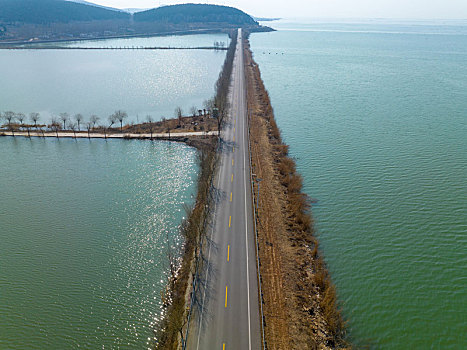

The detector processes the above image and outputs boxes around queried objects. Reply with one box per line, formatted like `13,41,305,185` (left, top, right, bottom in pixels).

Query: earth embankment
244,36,349,349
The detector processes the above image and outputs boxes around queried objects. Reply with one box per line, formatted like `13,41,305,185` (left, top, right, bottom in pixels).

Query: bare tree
4,111,16,136
203,99,214,116
15,113,27,136
69,122,77,139
74,114,83,131
190,106,197,118
59,113,69,130
30,112,40,128
105,115,116,139
112,110,127,132
85,122,92,139
215,107,223,134
108,115,116,129
50,118,60,138
16,113,25,128
90,115,99,129
146,115,154,139
175,107,183,127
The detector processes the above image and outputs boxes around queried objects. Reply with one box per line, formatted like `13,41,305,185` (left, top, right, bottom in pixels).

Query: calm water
0,34,228,124
64,33,230,48
251,20,467,349
0,137,198,349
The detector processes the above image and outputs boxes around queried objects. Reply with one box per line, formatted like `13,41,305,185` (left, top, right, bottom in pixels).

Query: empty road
188,28,261,349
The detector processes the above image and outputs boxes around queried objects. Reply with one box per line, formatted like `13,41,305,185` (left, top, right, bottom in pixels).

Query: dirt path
0,130,218,139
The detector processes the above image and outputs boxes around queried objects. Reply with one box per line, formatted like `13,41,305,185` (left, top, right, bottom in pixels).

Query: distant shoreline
0,26,274,47
0,46,228,50
255,17,281,22
0,28,226,46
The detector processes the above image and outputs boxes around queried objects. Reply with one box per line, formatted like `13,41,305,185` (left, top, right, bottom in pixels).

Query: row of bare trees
0,111,42,137
213,30,238,133
1,104,220,140
0,110,129,137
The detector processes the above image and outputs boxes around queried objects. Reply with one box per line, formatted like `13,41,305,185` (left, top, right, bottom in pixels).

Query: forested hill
134,4,258,26
0,1,271,43
0,0,129,24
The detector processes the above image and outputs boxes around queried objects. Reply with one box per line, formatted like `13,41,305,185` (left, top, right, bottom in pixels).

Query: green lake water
251,20,467,349
0,137,198,349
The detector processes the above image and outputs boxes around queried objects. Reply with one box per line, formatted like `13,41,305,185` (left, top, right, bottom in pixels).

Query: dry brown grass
120,115,217,135
244,36,349,349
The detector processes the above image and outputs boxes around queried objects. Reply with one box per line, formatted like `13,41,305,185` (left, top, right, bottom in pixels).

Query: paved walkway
1,131,218,139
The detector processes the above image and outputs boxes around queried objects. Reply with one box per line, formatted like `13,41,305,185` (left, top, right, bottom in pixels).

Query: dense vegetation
135,4,258,26
0,0,128,24
0,1,268,42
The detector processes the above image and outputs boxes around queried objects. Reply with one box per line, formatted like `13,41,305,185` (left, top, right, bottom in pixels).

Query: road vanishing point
187,28,262,349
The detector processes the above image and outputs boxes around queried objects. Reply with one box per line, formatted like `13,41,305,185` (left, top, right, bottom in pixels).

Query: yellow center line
230,192,232,202
232,159,234,166
225,286,228,308
227,245,230,262
229,216,231,228
223,343,225,350
233,145,235,152
234,127,236,133
231,174,234,182
233,135,235,142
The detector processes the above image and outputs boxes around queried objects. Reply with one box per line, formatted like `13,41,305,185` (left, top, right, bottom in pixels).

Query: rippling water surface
0,34,228,123
251,20,467,349
0,137,198,349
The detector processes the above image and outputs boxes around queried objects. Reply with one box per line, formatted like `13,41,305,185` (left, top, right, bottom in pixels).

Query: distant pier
1,46,228,51
1,130,218,139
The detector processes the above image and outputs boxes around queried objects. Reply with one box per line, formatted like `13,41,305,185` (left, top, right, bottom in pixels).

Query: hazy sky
90,0,467,19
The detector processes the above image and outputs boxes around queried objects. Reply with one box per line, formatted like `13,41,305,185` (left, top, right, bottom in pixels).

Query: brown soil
2,114,218,135
244,38,349,350
110,114,218,134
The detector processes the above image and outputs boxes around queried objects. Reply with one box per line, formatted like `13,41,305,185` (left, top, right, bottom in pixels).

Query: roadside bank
244,35,349,349
154,29,238,350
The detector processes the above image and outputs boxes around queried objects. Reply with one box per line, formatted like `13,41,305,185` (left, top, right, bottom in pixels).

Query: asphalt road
188,28,261,349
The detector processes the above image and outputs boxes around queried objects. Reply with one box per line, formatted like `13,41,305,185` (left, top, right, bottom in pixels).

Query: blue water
251,20,467,349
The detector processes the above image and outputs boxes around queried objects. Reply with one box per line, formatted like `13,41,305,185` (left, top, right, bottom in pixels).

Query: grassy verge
244,34,349,349
153,29,238,350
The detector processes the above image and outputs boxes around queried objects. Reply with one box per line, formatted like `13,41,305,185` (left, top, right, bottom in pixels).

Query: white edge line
239,29,252,350
196,130,223,349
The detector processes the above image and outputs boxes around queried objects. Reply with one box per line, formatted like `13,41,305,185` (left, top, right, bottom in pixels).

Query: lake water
0,137,198,349
251,20,467,349
0,34,228,125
